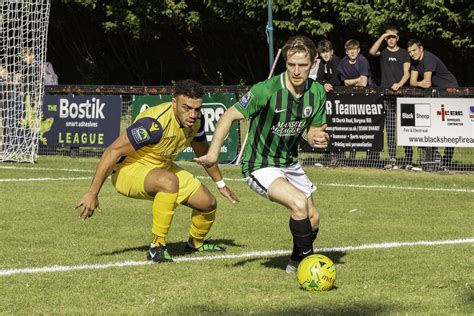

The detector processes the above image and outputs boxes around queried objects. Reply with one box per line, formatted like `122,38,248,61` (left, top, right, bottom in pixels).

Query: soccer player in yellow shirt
75,79,239,263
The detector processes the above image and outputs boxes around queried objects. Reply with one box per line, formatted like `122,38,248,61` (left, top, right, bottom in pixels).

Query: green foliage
51,0,473,84
63,0,472,48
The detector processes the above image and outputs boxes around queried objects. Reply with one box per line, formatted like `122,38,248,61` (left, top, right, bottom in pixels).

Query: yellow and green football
296,254,336,291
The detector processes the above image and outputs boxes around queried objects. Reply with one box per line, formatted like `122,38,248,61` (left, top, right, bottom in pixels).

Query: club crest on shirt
304,106,313,117
131,126,150,144
238,91,253,109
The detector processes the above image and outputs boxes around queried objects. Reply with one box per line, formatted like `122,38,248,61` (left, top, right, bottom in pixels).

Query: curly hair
174,79,204,99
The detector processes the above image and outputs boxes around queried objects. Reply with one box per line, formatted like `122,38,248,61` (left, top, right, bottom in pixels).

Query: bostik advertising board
42,95,121,147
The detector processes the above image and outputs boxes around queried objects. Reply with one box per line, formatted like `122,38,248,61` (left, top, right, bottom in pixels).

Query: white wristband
215,179,226,189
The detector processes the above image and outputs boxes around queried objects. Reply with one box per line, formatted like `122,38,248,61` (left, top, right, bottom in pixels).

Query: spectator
369,27,413,170
316,40,342,166
337,39,375,87
408,39,458,169
337,39,376,164
316,40,341,92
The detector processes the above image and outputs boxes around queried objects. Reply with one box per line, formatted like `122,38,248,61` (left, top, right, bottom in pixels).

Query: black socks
289,218,316,261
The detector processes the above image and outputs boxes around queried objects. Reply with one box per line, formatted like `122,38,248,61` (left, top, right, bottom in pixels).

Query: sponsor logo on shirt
131,126,150,144
388,57,397,62
238,91,253,109
149,122,161,133
271,121,306,136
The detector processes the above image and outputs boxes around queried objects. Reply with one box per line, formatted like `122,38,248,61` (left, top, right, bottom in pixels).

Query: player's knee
202,195,217,212
288,195,308,218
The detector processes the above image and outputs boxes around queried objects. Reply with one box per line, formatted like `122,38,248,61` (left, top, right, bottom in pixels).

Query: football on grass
296,254,336,291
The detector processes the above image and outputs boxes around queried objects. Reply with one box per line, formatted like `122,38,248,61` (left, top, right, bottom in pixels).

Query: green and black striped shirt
235,72,326,177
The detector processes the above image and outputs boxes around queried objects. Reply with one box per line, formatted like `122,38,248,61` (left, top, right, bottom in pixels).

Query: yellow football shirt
121,102,205,169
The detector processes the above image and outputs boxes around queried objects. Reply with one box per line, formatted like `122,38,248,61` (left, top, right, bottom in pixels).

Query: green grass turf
0,156,473,314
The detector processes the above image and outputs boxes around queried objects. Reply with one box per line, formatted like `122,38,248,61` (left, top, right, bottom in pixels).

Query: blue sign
42,95,121,147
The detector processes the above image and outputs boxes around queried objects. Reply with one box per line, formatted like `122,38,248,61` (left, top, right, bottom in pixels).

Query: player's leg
267,178,314,271
245,166,316,272
307,196,320,246
173,165,222,252
112,164,178,263
274,164,320,272
144,167,179,252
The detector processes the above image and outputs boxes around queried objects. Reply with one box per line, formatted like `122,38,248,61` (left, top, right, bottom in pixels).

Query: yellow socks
151,191,178,246
189,209,216,248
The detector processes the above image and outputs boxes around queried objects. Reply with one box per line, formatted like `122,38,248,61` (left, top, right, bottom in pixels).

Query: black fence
40,85,474,172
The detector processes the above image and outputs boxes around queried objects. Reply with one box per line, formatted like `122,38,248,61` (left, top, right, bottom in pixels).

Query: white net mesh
0,0,51,162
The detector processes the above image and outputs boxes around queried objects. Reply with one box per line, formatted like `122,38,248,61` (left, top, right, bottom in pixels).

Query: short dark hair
344,39,360,50
385,26,399,34
317,40,333,53
282,35,318,63
173,79,204,99
407,39,422,48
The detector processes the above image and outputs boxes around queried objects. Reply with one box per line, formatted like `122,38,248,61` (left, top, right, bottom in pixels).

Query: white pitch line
0,165,95,173
320,182,474,193
1,166,473,193
0,175,472,193
0,177,91,182
0,237,472,277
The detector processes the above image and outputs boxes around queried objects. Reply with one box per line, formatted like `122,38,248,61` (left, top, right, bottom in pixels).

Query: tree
49,0,474,85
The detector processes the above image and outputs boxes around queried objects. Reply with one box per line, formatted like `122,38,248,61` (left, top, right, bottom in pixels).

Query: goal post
0,0,51,162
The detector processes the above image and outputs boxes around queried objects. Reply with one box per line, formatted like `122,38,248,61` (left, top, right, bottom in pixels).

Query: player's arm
194,106,244,167
75,132,135,220
307,124,329,148
191,140,239,204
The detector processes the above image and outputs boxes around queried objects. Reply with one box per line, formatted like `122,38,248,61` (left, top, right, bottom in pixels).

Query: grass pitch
0,156,473,314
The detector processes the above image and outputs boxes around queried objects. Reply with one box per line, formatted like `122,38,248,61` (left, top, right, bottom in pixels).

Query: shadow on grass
95,238,243,257
227,251,346,271
262,251,346,272
187,302,389,315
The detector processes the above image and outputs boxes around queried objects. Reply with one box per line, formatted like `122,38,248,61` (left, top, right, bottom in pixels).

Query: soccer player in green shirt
195,36,329,273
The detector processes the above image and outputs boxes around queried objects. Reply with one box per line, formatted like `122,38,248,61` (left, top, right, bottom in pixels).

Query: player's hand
218,186,239,204
324,83,333,92
308,124,330,148
194,153,218,168
74,192,101,220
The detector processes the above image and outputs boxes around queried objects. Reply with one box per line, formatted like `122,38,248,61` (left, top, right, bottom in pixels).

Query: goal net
0,0,51,162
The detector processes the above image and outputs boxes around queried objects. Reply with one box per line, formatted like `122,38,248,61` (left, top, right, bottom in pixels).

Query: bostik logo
436,104,463,122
